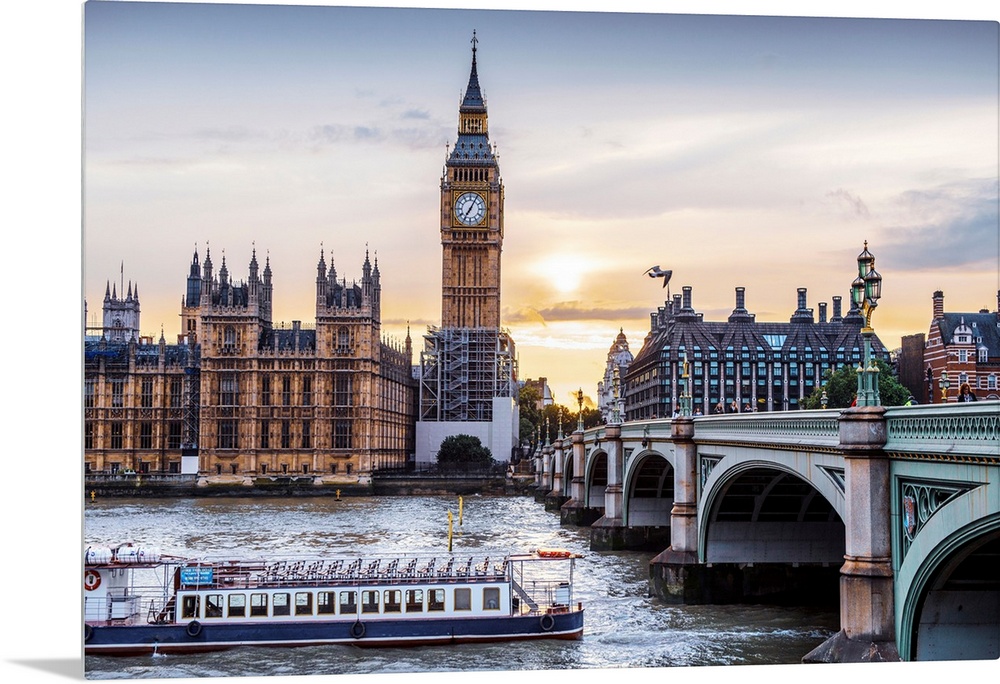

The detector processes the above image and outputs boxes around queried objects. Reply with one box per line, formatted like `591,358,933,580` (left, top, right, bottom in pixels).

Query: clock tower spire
440,30,504,330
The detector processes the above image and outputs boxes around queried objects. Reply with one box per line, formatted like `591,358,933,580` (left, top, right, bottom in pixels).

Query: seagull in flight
643,266,672,288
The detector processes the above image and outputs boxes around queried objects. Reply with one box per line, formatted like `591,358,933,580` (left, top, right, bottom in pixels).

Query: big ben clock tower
440,30,503,330
416,32,518,466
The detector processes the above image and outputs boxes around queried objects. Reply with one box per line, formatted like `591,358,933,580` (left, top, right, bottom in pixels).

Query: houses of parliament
84,245,416,483
83,35,517,484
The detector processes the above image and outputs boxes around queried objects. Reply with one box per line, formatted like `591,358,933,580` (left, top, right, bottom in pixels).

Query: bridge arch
898,507,1000,661
623,450,673,527
585,449,608,510
699,460,845,565
560,447,573,497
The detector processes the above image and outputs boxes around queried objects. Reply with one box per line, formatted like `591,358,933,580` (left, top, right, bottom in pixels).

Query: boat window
250,593,268,617
339,591,357,615
317,591,336,615
205,594,223,618
428,588,445,612
405,589,423,612
228,594,247,618
361,590,380,614
273,593,290,616
295,592,313,616
454,588,471,611
181,595,200,619
483,587,500,611
384,590,402,613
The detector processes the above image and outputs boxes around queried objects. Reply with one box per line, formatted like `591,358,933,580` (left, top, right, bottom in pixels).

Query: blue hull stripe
86,611,584,655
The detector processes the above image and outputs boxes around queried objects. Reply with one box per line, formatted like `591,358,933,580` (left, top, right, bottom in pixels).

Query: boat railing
511,579,574,616
181,554,513,589
147,596,175,624
84,595,143,626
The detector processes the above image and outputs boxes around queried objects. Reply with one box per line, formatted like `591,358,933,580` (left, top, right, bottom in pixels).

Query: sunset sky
79,1,999,407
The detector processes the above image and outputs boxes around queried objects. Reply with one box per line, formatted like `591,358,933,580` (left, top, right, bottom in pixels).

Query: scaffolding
181,350,201,453
419,327,516,422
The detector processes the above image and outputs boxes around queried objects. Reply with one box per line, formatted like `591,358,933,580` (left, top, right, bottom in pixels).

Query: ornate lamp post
610,366,622,425
851,241,882,407
940,370,950,403
576,388,585,432
821,385,828,410
679,352,692,417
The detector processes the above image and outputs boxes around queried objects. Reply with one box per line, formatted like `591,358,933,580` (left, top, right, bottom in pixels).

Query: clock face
455,192,486,226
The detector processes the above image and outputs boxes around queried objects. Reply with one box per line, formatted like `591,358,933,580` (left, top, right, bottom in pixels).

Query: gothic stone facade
84,247,416,483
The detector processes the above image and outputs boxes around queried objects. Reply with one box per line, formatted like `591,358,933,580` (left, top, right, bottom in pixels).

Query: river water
83,494,839,680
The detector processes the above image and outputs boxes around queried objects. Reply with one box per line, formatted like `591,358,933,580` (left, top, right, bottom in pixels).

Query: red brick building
923,290,1000,402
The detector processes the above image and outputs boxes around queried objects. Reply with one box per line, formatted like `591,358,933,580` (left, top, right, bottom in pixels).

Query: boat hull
85,610,584,656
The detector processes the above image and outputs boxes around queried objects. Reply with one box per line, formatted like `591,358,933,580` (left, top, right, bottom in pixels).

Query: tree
436,434,494,468
517,384,542,447
801,359,913,409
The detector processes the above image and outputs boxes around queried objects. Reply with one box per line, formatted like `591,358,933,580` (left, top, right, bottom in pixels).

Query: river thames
83,494,840,680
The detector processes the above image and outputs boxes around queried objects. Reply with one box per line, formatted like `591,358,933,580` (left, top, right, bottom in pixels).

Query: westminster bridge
532,402,1000,663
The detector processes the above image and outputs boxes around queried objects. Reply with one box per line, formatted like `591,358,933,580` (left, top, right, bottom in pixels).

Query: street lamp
610,366,622,425
576,388,585,432
940,370,950,403
679,352,692,417
851,241,882,407
821,385,828,410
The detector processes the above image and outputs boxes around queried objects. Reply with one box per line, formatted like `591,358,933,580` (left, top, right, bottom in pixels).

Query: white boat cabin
85,546,577,628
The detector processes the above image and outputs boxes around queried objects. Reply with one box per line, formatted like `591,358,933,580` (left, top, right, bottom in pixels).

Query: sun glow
534,254,601,295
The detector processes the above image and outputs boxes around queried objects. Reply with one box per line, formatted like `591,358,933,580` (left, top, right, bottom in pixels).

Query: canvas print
80,1,998,681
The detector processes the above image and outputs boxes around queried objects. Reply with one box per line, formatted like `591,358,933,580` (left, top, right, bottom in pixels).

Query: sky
2,2,999,681
77,1,999,408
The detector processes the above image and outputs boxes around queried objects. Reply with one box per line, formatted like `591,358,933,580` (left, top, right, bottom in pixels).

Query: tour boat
84,543,584,655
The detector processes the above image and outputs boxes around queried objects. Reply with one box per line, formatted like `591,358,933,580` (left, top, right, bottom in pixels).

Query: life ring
350,621,366,639
539,614,555,632
84,624,93,642
186,620,203,637
84,569,102,591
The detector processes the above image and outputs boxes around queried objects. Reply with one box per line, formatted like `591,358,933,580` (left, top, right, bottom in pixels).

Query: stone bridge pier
804,407,898,662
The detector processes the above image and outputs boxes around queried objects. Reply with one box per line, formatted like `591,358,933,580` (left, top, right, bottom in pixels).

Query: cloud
309,122,447,150
353,126,382,141
881,178,999,270
402,108,431,120
826,188,871,218
505,301,654,324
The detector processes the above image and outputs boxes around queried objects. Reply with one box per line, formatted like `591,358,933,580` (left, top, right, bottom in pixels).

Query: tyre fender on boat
84,624,93,642
539,614,555,632
186,620,203,638
350,621,366,639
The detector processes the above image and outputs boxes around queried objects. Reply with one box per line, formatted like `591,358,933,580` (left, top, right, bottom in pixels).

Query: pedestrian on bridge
957,383,978,402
